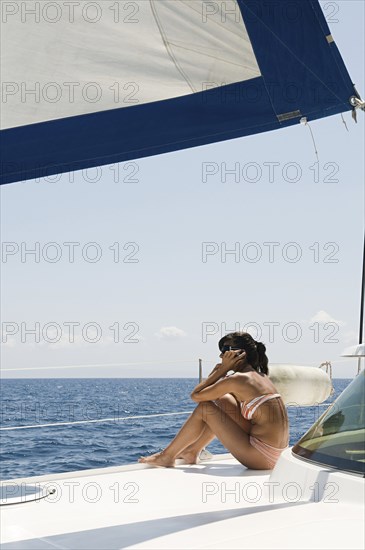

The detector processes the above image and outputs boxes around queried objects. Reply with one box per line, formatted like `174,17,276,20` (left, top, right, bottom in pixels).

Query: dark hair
218,331,269,375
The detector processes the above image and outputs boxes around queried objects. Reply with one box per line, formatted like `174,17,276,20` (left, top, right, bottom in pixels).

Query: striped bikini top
241,393,281,420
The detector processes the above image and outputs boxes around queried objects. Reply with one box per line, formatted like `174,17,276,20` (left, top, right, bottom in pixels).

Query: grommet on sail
0,0,363,185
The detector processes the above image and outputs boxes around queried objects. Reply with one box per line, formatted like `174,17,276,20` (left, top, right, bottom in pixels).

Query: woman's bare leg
141,395,241,466
177,394,251,464
139,400,267,469
176,425,214,464
139,403,208,467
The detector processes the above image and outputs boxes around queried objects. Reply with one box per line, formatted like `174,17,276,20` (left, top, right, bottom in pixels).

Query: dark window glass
292,371,365,475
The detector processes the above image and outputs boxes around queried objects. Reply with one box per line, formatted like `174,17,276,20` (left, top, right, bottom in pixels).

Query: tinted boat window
292,371,365,475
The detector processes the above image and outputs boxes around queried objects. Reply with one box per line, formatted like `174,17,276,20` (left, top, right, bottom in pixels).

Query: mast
359,228,365,344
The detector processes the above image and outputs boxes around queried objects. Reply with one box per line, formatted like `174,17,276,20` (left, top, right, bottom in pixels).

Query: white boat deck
1,450,364,549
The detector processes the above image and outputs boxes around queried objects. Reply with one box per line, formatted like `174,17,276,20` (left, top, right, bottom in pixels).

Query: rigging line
1,360,196,372
239,0,353,108
341,113,349,132
359,228,365,345
0,411,193,431
300,117,319,162
0,488,56,507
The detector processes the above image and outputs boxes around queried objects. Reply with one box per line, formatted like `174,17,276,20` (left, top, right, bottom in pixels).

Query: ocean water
0,378,351,479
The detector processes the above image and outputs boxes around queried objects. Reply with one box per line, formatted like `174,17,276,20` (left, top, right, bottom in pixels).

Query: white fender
268,364,333,406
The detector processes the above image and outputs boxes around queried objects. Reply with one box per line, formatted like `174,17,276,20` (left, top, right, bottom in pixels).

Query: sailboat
1,0,364,548
1,0,364,185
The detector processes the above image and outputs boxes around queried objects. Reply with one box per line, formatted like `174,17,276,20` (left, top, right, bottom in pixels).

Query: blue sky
1,0,364,379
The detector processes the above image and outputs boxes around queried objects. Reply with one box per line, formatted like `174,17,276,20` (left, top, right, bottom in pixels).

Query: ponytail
255,341,269,375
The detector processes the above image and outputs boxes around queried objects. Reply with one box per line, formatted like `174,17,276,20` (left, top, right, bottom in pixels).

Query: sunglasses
220,345,242,354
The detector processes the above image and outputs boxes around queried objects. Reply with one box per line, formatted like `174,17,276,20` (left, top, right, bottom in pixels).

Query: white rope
2,359,354,376
1,360,198,372
341,113,349,132
0,411,193,431
300,117,319,162
5,357,347,373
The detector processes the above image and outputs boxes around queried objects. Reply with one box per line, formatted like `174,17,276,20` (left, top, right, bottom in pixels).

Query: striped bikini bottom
249,435,288,469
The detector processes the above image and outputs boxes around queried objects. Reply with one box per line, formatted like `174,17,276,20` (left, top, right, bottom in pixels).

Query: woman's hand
221,350,246,372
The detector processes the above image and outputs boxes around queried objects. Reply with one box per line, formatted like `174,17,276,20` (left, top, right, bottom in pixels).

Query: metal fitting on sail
350,96,365,122
350,96,365,110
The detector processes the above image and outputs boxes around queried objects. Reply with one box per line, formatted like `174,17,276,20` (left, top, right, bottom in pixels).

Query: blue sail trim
237,0,356,118
0,0,358,185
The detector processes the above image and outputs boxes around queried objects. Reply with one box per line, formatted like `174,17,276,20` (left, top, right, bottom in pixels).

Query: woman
139,332,289,469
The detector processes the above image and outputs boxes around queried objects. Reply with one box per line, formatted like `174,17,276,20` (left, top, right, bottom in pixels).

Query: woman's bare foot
176,449,200,464
138,451,175,468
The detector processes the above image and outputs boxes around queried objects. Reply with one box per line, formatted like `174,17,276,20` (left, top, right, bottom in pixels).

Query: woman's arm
190,375,234,402
192,363,228,396
191,350,246,402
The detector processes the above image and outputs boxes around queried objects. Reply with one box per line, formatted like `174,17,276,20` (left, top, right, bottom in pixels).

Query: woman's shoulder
229,372,252,384
235,370,270,388
227,370,267,385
